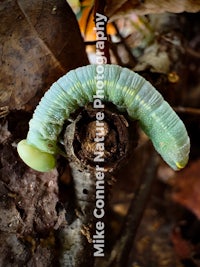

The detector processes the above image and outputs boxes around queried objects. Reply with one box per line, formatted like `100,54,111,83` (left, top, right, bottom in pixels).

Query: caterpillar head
162,151,189,171
17,139,56,172
151,134,190,171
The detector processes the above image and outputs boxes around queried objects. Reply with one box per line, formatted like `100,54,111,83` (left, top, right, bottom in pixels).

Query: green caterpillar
17,64,190,172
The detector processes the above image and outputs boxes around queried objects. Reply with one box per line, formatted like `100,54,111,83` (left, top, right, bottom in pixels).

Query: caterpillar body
17,64,190,172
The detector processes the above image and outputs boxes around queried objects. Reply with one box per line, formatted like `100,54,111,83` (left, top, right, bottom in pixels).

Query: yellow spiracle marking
176,162,185,170
168,72,180,83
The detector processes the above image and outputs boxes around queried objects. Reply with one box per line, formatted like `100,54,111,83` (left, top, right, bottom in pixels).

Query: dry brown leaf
0,0,88,110
106,0,200,18
172,159,200,219
171,227,194,260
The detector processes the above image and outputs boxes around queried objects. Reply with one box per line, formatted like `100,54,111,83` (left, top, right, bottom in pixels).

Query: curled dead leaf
0,0,88,110
172,159,200,219
106,0,200,19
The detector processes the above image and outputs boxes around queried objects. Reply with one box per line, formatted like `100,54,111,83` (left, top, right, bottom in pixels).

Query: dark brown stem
103,150,158,267
185,46,200,59
94,0,111,63
112,21,137,67
109,42,125,66
174,106,200,116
